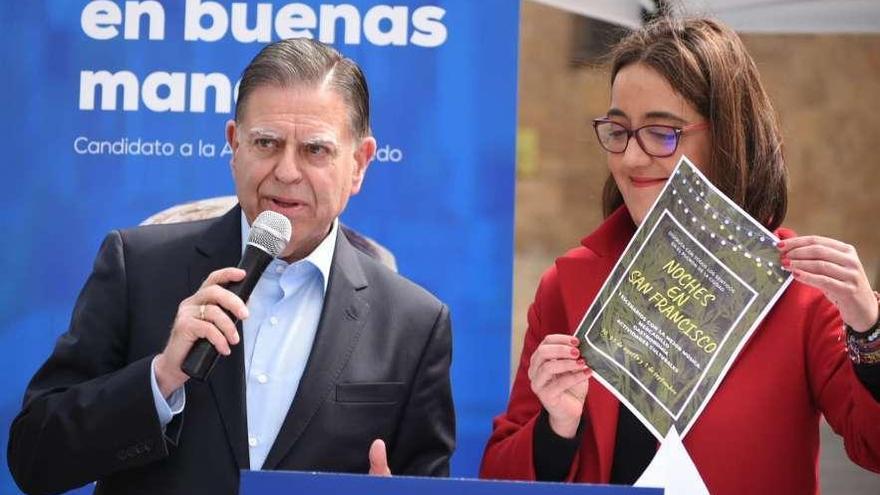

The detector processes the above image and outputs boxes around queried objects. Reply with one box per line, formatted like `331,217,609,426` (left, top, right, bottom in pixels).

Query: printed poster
576,156,793,439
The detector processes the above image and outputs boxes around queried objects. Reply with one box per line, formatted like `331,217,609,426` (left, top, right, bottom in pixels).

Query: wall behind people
0,2,519,492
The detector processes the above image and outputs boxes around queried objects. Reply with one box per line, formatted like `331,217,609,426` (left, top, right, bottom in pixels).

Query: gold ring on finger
199,304,207,320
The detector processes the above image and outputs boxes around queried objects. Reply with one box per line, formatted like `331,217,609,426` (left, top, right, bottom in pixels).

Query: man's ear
225,119,239,170
350,136,377,195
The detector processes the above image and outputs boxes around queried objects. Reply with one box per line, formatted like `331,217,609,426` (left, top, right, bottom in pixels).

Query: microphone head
248,211,292,257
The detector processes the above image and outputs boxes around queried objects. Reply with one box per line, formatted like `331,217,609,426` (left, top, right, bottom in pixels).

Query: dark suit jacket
8,207,455,495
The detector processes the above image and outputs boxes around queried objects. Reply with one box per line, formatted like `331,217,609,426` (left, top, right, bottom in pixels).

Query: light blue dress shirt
151,214,337,471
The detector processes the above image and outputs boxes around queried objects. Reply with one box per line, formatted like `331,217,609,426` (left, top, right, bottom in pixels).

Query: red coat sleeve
804,286,880,472
479,265,583,480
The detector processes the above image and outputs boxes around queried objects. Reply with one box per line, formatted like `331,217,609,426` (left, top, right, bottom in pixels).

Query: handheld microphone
182,210,292,381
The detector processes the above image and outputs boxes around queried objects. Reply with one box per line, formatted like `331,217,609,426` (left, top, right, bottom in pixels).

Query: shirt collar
240,211,337,293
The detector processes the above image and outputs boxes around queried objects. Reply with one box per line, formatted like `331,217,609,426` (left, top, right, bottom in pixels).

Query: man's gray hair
235,38,370,138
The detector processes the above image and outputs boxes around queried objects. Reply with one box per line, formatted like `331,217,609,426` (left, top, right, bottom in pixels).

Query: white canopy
531,0,880,33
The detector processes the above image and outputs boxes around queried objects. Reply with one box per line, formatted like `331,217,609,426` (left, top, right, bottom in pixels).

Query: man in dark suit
8,38,454,495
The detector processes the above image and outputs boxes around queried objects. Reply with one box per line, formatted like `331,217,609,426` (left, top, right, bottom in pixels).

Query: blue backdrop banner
0,1,518,492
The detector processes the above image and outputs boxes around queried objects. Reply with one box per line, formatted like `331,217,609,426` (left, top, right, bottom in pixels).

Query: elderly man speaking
8,38,454,495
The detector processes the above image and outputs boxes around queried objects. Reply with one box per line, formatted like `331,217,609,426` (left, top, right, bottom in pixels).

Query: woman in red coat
481,17,880,494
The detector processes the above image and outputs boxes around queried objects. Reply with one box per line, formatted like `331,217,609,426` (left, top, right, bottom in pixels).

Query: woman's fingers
528,334,580,380
780,235,877,330
542,368,592,401
779,235,853,256
531,358,587,391
785,259,854,283
527,333,591,425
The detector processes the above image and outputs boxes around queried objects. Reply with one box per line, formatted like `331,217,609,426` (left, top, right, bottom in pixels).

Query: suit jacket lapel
188,206,250,470
556,206,635,481
261,230,371,470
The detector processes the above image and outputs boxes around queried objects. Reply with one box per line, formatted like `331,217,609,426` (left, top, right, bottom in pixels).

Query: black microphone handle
181,245,275,381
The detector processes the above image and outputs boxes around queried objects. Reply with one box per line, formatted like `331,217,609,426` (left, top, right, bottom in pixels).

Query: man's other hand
368,439,392,476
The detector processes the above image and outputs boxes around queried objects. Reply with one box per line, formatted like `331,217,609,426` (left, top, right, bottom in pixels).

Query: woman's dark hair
603,17,787,230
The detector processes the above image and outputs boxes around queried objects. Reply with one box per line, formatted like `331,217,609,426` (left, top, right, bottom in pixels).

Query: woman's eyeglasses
592,119,709,158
